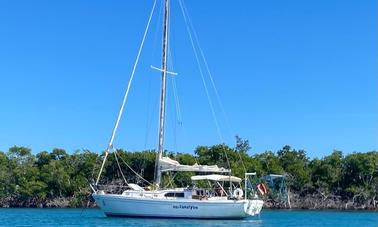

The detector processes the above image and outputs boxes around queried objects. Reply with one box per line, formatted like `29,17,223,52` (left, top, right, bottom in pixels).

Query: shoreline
1,198,377,211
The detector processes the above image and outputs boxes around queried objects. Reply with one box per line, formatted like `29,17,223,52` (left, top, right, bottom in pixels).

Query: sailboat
91,0,263,219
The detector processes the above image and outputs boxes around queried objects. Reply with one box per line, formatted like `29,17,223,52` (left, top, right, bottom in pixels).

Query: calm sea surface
0,208,376,226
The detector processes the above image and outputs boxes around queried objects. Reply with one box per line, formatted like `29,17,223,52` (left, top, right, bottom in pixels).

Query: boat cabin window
196,189,205,196
164,192,184,198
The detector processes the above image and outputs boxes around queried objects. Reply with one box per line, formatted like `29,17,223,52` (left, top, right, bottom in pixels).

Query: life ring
233,188,244,199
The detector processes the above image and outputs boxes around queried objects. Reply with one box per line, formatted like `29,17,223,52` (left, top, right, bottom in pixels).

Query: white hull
93,193,263,219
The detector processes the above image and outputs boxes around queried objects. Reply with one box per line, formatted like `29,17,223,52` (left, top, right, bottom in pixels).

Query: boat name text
173,204,198,210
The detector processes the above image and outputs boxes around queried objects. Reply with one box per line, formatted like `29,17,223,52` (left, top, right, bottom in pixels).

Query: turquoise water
0,208,376,226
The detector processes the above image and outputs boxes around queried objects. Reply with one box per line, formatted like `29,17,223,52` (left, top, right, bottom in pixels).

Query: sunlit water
0,208,377,226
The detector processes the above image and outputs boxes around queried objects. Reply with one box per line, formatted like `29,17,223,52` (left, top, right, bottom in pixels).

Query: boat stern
244,199,263,216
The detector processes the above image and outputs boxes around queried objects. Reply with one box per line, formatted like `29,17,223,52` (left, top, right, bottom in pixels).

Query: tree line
0,138,377,209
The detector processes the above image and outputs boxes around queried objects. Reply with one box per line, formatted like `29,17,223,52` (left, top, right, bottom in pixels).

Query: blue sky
0,0,376,158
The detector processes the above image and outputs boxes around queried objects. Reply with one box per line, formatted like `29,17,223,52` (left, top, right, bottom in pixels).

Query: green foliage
310,150,343,194
277,146,311,190
341,152,378,199
255,151,284,176
0,152,12,198
0,142,376,208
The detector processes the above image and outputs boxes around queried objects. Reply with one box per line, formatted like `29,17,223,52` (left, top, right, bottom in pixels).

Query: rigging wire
180,0,234,141
96,0,158,185
179,0,247,172
167,43,201,165
144,0,164,150
171,78,182,126
107,0,157,150
165,22,176,152
168,45,183,127
144,97,160,150
115,150,153,186
180,0,247,173
184,1,247,172
143,77,153,150
150,0,164,62
168,60,178,152
166,4,185,159
168,45,183,153
164,172,178,189
178,0,224,144
178,0,231,170
114,151,128,184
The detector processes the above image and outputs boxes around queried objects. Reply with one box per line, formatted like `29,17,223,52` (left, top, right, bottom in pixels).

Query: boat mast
154,0,170,187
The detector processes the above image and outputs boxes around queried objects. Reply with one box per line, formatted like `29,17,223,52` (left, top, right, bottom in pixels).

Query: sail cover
159,157,230,173
191,174,242,183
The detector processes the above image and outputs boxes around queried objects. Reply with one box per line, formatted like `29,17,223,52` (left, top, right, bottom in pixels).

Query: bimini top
159,157,230,173
191,174,242,183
